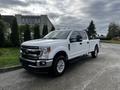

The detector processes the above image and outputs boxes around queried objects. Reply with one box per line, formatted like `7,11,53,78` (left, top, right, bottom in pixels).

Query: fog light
40,61,46,65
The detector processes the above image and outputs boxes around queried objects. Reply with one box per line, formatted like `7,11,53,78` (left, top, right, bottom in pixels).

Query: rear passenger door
80,31,89,54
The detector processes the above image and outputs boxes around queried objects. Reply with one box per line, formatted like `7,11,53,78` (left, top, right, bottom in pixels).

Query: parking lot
0,43,120,90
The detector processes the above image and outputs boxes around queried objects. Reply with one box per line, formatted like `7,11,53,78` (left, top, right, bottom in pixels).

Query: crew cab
20,30,100,76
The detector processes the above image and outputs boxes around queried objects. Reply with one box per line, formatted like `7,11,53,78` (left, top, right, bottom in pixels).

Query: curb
0,65,22,73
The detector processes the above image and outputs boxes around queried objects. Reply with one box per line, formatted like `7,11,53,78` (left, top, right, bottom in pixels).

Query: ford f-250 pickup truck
20,30,100,76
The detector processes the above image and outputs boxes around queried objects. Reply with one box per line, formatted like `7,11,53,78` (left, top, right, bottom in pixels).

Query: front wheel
91,46,99,58
51,56,66,76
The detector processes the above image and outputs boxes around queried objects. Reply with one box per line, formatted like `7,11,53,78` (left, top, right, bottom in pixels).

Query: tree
107,23,120,39
19,25,26,43
51,25,55,31
42,25,48,37
10,17,20,47
24,24,31,41
87,20,96,39
0,19,5,47
33,24,40,39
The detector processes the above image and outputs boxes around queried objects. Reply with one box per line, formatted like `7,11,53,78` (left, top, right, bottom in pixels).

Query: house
1,14,54,41
2,14,54,34
15,14,54,34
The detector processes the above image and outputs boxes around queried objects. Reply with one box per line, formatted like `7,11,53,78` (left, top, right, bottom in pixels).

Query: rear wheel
91,46,99,58
51,56,66,76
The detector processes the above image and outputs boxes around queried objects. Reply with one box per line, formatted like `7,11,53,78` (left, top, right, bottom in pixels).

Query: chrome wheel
57,59,65,73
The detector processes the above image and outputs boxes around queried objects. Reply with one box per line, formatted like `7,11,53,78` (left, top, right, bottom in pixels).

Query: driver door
69,31,83,59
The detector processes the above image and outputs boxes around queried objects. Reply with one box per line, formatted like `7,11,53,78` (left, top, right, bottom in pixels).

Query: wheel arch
53,51,68,61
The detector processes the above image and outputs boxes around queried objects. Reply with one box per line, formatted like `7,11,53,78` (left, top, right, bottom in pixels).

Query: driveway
0,43,120,90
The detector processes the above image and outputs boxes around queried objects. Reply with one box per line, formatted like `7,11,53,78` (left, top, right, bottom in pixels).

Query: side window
80,31,88,40
70,31,82,42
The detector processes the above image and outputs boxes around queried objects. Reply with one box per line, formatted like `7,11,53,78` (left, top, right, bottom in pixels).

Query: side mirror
70,35,82,43
76,35,82,42
70,38,76,43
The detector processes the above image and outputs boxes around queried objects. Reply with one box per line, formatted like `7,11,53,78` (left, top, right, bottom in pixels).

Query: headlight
43,47,51,54
39,47,51,59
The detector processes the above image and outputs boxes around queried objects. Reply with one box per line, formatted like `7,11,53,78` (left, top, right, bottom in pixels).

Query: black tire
51,56,66,76
91,46,99,58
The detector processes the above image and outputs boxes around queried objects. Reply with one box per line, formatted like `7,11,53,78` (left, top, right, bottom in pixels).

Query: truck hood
21,39,67,47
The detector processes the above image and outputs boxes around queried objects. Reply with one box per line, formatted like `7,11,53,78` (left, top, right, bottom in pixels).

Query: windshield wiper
43,37,58,39
50,38,58,39
42,37,58,39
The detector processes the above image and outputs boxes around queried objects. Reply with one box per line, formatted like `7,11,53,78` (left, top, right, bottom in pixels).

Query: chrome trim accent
20,57,53,68
36,60,40,67
28,60,53,68
20,46,43,57
20,57,36,63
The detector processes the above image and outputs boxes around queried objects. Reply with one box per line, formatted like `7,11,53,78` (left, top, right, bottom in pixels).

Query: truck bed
89,39,100,52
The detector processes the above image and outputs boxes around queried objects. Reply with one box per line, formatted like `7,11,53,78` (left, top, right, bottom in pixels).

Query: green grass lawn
101,40,120,44
0,48,20,68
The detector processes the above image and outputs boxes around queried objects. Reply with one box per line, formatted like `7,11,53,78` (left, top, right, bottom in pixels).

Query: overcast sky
0,0,120,35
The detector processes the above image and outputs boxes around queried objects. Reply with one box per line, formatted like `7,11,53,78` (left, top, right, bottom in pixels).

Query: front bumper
20,57,53,68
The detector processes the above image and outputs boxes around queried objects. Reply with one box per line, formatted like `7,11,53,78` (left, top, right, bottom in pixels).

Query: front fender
49,46,69,59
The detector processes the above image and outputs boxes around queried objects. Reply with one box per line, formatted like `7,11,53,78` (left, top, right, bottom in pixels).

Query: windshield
43,31,71,39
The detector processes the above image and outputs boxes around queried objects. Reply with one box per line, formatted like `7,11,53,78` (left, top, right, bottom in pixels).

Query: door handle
87,42,89,44
80,42,82,45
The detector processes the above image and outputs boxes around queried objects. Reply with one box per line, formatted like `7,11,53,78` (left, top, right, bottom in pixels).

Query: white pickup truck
20,30,100,76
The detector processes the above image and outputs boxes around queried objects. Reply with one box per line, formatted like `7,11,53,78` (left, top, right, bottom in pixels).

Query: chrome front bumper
20,57,53,68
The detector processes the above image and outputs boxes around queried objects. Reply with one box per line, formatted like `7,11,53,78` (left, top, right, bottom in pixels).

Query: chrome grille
21,45,42,60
